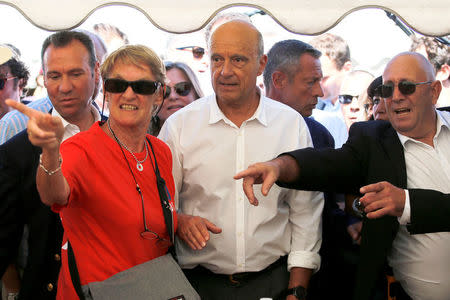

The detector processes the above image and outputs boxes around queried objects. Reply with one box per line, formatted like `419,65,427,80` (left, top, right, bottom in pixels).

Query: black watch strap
284,285,307,300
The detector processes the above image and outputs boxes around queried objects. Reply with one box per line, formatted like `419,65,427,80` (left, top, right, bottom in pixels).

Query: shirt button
47,283,54,291
54,254,61,261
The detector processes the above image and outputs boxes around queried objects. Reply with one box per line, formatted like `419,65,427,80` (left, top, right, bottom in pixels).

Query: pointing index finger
5,99,38,119
360,182,384,194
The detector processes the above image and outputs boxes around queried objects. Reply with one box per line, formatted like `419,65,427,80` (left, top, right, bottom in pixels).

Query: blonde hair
101,44,165,83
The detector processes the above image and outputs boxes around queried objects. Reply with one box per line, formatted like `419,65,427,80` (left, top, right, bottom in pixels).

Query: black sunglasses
176,46,205,59
381,80,432,98
164,81,192,98
0,76,17,90
104,78,161,95
338,94,359,104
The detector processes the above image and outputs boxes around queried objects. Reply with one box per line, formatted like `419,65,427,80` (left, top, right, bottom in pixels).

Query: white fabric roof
4,0,450,35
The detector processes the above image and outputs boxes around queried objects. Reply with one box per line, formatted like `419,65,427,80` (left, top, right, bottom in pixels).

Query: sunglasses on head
104,78,161,95
164,81,192,98
0,76,17,90
338,94,359,104
176,46,205,59
381,80,433,98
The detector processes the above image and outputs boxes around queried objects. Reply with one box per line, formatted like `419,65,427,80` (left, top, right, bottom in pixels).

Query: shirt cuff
288,250,321,273
397,189,410,225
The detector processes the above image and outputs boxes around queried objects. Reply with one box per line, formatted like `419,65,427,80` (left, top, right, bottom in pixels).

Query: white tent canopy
3,0,450,36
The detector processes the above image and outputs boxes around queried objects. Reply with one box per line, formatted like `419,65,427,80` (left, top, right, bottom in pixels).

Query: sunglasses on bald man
380,80,433,98
104,78,162,95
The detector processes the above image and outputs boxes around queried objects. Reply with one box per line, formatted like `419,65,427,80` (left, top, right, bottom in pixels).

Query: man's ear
257,54,268,76
436,64,450,81
342,61,352,72
17,78,25,95
430,80,442,105
272,71,287,90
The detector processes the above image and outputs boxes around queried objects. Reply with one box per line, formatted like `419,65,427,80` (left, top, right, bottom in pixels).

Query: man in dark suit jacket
264,39,361,300
0,131,62,299
236,52,450,300
0,30,101,300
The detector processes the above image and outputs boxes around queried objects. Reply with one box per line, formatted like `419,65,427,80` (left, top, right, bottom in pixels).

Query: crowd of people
0,12,449,300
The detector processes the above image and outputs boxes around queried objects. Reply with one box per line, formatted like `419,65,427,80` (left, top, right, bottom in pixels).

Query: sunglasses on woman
164,81,192,98
381,80,432,98
176,46,205,59
338,94,359,104
104,78,161,95
0,76,17,90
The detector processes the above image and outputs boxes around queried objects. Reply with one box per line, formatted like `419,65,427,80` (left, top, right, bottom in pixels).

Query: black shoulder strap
68,241,86,300
147,136,174,244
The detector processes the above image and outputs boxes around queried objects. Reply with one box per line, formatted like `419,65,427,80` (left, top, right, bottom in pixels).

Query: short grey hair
264,39,321,91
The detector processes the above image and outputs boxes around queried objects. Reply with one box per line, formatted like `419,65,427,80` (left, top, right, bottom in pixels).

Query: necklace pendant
136,162,144,172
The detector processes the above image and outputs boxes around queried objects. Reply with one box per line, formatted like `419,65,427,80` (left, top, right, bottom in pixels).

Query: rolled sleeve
286,189,323,272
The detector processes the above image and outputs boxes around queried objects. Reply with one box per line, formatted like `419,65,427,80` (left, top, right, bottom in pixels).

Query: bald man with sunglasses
235,52,450,300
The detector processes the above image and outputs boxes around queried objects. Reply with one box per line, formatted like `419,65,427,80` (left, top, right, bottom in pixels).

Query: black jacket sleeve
407,189,450,234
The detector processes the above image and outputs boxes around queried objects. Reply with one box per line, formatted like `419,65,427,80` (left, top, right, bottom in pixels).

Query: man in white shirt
159,20,323,300
235,52,450,300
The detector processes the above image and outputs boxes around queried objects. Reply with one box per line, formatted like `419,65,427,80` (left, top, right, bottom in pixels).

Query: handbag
67,137,200,300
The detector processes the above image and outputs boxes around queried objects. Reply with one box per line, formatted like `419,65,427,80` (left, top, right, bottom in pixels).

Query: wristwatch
7,292,19,300
284,285,307,300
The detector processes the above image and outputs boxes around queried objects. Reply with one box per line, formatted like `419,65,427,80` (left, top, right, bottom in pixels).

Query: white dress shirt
159,94,323,275
388,110,450,300
52,105,100,142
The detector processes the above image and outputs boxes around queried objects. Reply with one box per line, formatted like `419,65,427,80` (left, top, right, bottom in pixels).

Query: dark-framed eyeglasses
104,78,161,95
0,76,17,90
338,94,359,104
164,81,192,99
380,80,433,98
137,183,173,248
176,46,205,59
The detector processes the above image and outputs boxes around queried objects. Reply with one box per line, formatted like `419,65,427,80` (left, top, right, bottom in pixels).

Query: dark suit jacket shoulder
408,189,450,234
0,129,40,275
303,116,335,149
0,129,61,300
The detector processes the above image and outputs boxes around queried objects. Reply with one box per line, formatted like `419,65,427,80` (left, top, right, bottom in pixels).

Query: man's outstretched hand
234,160,281,206
359,181,406,219
5,99,64,151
